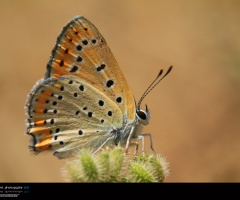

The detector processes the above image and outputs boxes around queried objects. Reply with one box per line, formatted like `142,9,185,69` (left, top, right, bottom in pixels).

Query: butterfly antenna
137,66,173,111
137,69,163,111
138,69,163,102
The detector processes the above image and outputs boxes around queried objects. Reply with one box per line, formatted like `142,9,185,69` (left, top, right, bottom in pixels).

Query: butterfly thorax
111,117,142,147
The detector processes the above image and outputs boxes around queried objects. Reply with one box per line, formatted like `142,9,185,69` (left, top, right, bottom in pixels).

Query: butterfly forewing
46,16,135,121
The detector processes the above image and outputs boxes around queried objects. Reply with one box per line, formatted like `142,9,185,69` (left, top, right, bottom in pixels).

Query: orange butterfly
25,16,172,159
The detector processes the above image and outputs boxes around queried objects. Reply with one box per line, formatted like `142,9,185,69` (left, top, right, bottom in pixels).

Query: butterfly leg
92,135,115,155
127,136,146,156
141,133,155,154
131,136,145,155
126,142,139,155
133,142,139,155
132,133,155,155
125,126,135,154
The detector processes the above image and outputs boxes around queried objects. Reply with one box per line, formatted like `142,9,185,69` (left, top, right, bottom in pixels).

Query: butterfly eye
136,110,146,120
136,105,150,125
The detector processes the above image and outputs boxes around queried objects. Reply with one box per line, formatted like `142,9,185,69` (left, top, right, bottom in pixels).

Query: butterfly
25,16,172,159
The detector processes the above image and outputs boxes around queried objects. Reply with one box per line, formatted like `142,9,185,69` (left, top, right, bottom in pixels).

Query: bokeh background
1,0,240,182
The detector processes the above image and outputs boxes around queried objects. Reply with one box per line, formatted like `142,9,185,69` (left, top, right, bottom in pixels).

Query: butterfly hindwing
25,76,123,158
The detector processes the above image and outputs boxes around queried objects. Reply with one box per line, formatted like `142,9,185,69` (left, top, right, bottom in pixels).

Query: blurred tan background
0,0,240,182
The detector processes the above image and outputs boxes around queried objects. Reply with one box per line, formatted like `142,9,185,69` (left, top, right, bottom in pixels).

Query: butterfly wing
25,76,123,158
25,16,136,158
45,16,135,122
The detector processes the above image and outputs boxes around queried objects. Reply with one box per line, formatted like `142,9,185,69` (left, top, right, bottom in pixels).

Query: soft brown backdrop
1,0,240,182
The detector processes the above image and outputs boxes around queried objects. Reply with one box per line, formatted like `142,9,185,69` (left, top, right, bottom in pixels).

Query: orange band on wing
35,137,52,150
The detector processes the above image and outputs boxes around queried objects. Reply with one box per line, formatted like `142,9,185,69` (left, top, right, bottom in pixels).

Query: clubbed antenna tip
137,66,173,110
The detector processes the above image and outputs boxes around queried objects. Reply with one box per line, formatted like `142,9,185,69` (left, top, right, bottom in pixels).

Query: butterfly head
136,66,173,125
136,104,150,125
